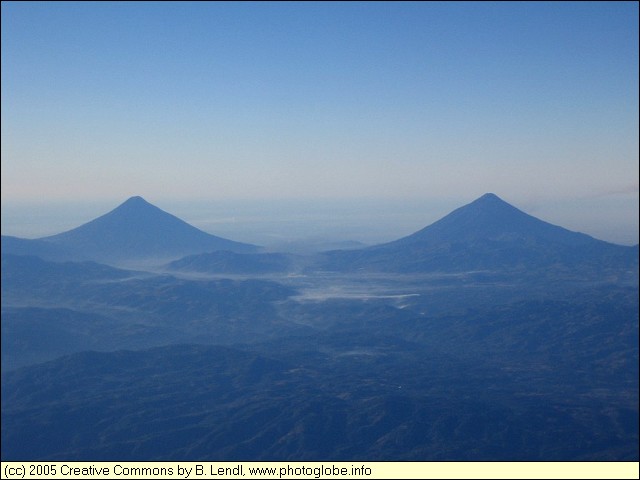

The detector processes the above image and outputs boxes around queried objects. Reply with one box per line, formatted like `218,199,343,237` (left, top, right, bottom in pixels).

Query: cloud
599,182,640,197
587,184,639,198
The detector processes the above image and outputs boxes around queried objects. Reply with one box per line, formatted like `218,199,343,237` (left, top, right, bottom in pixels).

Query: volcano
36,196,259,264
320,193,638,275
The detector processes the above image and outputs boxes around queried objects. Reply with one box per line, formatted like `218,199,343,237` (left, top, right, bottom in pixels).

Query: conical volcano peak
451,193,531,223
123,195,147,204
117,196,154,210
321,192,636,274
379,192,602,251
477,192,501,202
106,196,169,222
468,193,513,209
39,196,259,262
442,193,524,222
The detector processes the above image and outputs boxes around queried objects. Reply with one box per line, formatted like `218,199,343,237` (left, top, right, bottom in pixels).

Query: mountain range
3,329,637,461
2,192,638,461
2,193,637,276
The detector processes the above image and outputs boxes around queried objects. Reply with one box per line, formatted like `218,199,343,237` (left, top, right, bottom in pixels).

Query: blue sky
1,2,638,244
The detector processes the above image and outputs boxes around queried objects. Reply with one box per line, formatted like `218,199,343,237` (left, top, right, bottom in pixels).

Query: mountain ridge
2,193,637,274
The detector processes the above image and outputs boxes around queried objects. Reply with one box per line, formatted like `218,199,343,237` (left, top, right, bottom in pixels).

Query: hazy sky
1,2,638,244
